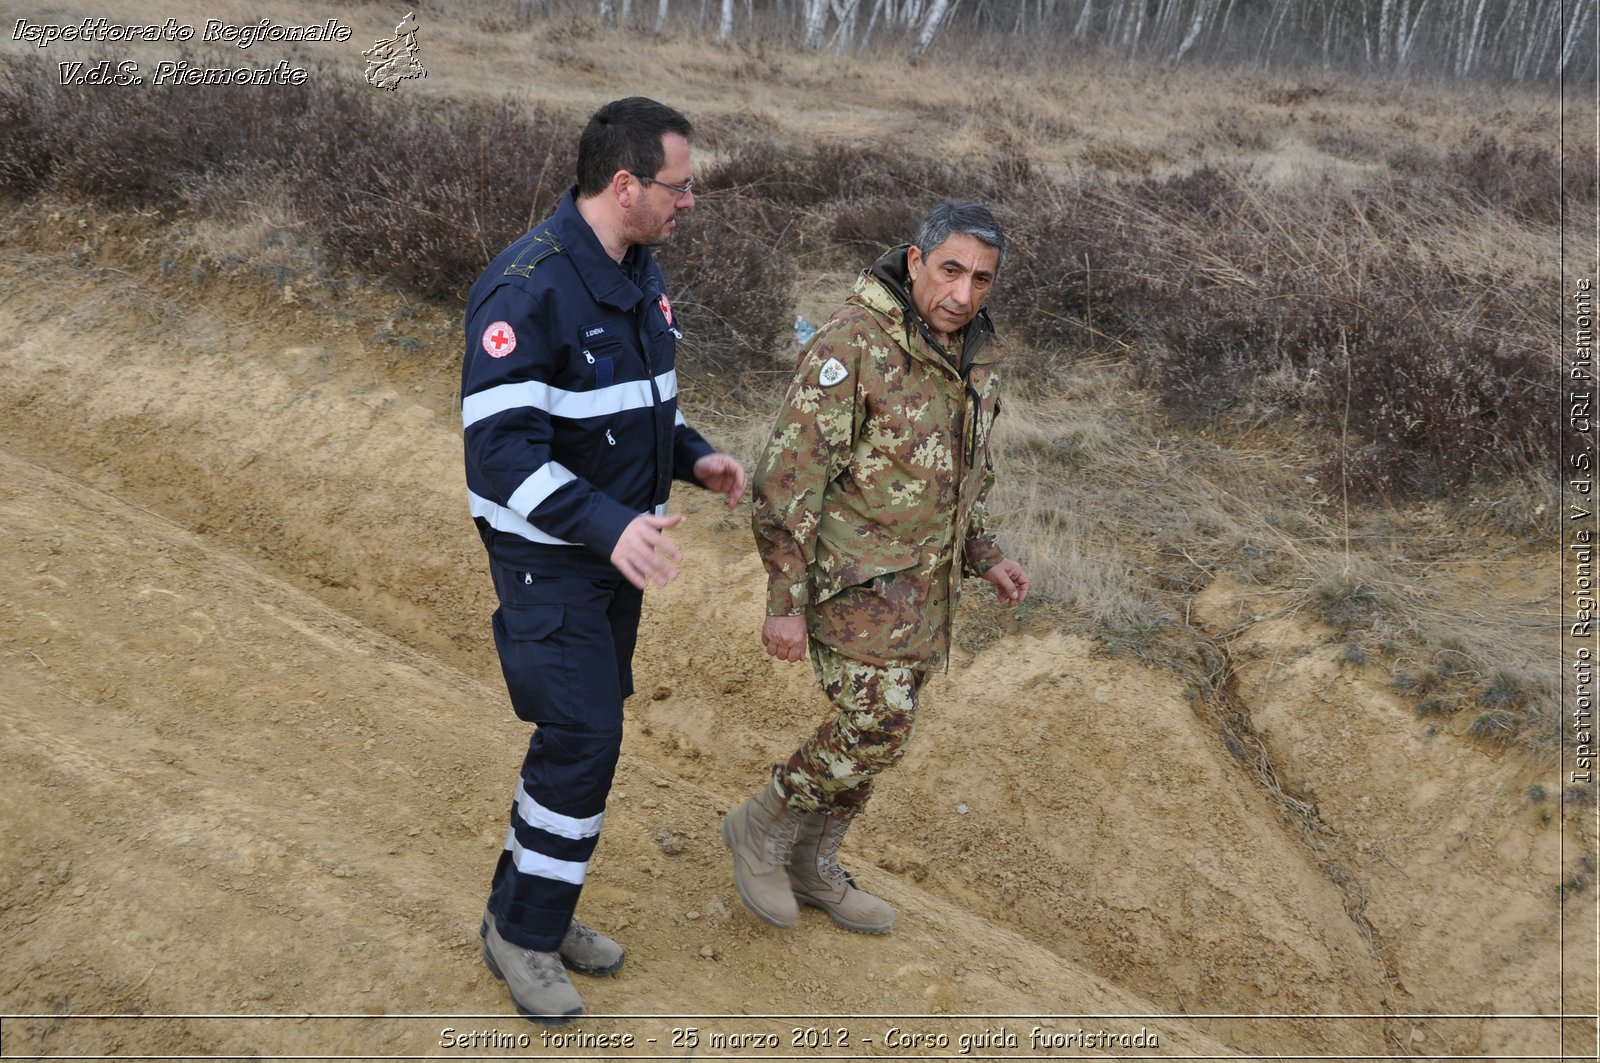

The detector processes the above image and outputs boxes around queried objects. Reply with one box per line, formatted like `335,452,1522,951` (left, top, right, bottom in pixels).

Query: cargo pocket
492,602,568,723
812,561,931,661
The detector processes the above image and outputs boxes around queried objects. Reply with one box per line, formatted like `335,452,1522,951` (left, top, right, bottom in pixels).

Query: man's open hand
610,513,684,590
694,453,747,509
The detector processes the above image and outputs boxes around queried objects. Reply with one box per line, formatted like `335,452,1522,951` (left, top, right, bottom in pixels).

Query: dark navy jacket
461,189,714,567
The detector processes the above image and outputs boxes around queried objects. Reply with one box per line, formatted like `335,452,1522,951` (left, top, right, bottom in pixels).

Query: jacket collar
549,187,654,311
860,245,998,370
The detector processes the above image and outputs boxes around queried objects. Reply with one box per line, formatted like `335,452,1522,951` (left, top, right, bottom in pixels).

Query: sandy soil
0,191,1591,1062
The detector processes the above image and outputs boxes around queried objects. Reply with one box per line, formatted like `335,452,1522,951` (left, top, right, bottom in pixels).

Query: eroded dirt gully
0,206,1590,1060
1189,580,1596,1058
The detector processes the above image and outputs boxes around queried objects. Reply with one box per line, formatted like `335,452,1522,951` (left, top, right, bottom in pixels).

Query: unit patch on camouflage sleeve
818,357,849,386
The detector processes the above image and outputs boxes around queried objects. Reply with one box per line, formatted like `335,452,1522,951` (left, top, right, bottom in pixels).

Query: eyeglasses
631,172,695,198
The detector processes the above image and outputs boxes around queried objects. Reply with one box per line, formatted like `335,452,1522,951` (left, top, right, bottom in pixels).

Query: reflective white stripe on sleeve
507,462,577,517
467,490,577,546
513,781,604,840
464,379,553,428
462,370,680,428
503,827,588,885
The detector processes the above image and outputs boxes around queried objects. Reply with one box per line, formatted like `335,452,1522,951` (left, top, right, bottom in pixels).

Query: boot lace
563,918,598,949
516,942,571,989
765,813,800,866
816,816,855,888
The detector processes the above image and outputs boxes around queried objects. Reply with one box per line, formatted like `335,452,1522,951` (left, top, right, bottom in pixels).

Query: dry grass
0,4,1574,748
978,371,1562,749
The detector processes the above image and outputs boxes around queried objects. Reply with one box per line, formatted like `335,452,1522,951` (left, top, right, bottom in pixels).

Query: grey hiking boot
559,916,625,976
788,812,896,933
722,782,803,928
479,910,624,977
479,914,584,1025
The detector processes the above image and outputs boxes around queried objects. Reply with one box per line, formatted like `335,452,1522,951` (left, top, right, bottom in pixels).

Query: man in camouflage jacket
723,201,1030,934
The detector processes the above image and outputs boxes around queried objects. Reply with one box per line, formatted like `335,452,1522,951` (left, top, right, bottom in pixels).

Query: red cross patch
658,293,673,326
482,321,516,358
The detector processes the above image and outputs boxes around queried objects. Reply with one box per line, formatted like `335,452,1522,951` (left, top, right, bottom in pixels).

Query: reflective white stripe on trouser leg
502,781,604,886
502,827,590,885
512,780,605,839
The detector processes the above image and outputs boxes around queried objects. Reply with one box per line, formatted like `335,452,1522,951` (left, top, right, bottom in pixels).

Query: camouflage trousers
772,640,929,815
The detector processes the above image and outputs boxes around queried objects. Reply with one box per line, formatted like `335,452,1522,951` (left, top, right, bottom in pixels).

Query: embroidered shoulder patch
818,357,849,387
482,321,516,358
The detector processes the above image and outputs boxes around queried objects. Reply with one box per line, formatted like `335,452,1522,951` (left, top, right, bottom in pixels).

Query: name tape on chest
818,357,849,387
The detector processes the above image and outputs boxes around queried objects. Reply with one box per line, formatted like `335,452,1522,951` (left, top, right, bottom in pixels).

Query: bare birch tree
802,0,832,47
1561,0,1596,74
1170,0,1220,64
913,0,956,56
626,0,1592,82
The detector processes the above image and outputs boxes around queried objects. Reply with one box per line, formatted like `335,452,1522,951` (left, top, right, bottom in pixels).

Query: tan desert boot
721,782,803,928
788,812,896,933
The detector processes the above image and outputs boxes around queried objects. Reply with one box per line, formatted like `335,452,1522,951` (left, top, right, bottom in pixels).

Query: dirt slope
0,205,1590,1060
1,445,1250,1058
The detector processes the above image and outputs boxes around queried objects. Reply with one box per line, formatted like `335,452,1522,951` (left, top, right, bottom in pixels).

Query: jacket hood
852,245,1000,371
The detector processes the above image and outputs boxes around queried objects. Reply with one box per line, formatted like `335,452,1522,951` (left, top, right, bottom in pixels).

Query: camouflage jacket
752,247,1007,668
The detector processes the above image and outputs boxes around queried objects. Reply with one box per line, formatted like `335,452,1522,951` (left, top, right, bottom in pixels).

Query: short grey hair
913,200,1006,271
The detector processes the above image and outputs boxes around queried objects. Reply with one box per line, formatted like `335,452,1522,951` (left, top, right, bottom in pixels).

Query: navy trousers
483,549,642,952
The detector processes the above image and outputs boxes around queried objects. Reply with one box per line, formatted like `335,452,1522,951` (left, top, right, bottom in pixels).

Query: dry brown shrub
291,88,575,301
0,57,52,196
654,194,794,383
0,49,1567,495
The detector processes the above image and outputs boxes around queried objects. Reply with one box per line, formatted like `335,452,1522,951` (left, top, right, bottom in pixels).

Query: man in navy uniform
461,97,745,1024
